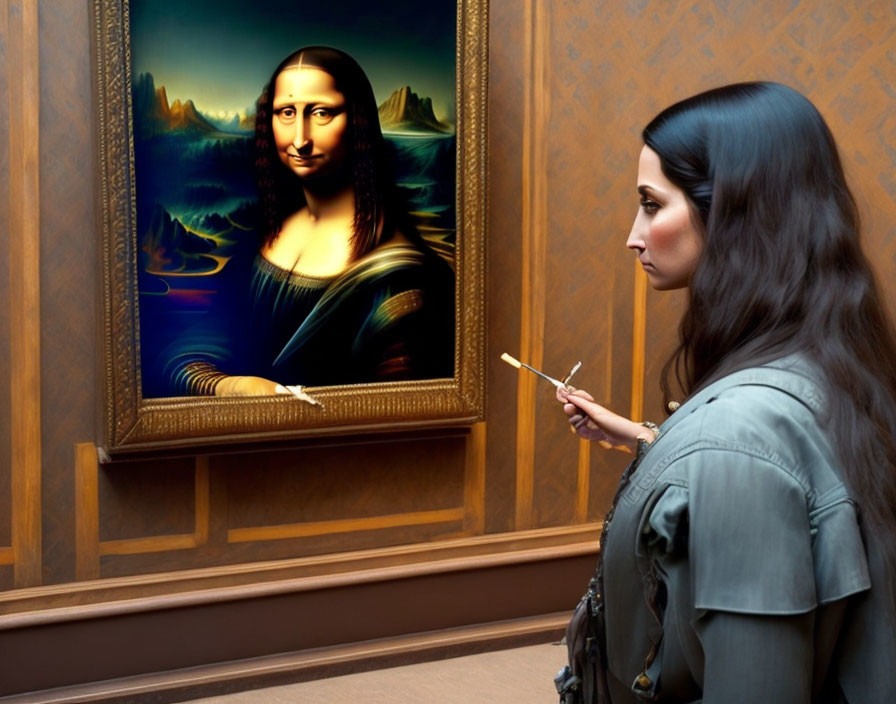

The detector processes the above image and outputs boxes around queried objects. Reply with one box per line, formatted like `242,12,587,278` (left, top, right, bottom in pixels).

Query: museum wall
2,0,896,699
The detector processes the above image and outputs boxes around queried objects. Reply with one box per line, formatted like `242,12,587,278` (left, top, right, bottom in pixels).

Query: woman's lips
288,154,321,162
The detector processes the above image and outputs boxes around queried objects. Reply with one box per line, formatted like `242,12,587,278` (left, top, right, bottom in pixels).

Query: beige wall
2,0,896,698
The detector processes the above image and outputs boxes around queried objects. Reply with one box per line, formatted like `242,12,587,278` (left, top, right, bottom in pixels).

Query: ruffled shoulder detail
809,485,872,604
643,453,870,615
642,484,688,558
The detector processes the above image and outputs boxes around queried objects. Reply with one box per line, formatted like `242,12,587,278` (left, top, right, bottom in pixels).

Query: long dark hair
254,46,392,259
644,81,896,536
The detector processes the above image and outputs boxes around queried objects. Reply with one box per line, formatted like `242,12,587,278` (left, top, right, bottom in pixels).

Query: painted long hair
254,46,393,259
644,81,896,543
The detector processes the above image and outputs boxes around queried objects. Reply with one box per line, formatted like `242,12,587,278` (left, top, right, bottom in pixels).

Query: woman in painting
553,82,896,702
168,46,455,395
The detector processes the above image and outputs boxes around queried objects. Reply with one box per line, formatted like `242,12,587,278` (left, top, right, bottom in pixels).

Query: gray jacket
601,358,895,702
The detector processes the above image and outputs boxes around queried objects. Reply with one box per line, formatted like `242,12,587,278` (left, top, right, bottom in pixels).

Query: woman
555,82,896,702
169,46,454,396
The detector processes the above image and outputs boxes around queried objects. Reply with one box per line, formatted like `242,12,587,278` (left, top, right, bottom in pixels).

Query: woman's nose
292,120,311,150
626,211,646,251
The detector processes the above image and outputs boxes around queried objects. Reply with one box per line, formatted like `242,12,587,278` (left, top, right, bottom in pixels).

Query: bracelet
634,421,660,459
639,421,660,442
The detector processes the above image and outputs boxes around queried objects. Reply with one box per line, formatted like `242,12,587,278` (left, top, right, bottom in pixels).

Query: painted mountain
133,73,220,139
140,204,218,273
378,86,452,134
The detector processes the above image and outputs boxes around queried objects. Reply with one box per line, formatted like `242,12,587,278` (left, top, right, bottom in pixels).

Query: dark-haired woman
169,46,454,396
555,82,896,703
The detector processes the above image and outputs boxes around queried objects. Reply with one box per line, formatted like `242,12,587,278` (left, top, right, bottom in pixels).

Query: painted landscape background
129,0,457,397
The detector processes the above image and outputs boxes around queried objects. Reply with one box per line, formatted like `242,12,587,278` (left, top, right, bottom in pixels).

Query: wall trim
227,507,465,544
7,0,42,590
514,0,551,530
630,262,648,420
0,523,600,619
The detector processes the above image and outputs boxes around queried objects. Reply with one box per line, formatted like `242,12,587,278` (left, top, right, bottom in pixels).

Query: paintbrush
501,353,581,388
562,360,582,386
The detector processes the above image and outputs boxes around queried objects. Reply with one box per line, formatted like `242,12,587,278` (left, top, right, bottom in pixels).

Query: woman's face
626,145,703,290
272,66,349,181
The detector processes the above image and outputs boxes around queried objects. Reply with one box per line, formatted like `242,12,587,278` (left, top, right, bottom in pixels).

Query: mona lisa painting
94,0,486,453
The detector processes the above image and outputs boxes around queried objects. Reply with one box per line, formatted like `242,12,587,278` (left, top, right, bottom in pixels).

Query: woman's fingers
557,385,595,402
560,389,606,438
563,392,607,419
567,388,595,402
555,386,639,448
569,412,589,428
570,414,607,441
563,393,645,448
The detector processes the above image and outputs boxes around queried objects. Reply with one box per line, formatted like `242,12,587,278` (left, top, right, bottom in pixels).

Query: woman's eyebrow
272,97,342,110
638,184,668,199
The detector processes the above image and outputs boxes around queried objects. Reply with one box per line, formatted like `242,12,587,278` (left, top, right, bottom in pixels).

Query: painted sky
129,0,457,121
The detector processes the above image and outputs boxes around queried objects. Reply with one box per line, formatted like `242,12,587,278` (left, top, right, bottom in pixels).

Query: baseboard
1,613,570,703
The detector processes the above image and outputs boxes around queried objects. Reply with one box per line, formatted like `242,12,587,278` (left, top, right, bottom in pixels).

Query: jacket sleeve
651,448,870,615
694,610,815,704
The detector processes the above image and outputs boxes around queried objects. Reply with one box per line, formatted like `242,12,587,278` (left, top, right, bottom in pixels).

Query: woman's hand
214,375,280,397
556,386,655,451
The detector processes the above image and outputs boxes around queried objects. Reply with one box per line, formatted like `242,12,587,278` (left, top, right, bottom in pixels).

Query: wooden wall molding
0,539,594,631
0,1,7,570
463,421,487,533
227,508,466,544
75,445,211,579
514,0,550,531
3,522,599,618
575,438,591,522
6,0,42,589
630,264,648,421
74,433,487,571
75,443,100,580
98,457,210,555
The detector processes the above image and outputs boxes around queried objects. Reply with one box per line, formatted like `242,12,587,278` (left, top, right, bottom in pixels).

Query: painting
93,0,486,453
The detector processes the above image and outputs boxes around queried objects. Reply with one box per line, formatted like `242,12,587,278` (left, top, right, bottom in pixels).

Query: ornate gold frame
93,0,487,454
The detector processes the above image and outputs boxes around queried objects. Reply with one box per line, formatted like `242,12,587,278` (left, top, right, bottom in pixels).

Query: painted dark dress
165,239,455,394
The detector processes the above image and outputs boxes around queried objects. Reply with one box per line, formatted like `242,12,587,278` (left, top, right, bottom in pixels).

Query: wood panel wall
2,0,896,699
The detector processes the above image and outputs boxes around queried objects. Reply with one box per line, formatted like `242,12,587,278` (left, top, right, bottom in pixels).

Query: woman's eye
640,199,659,215
310,108,335,124
275,107,296,123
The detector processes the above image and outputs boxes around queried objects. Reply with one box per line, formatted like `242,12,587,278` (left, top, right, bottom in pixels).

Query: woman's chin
293,163,350,192
646,274,687,292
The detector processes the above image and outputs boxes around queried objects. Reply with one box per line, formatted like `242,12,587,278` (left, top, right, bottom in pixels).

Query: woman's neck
303,182,355,223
